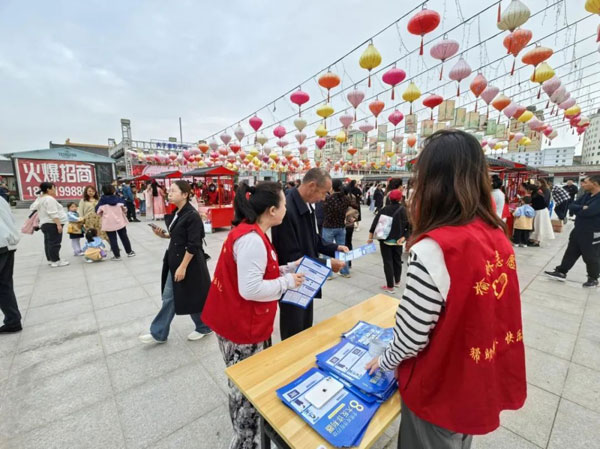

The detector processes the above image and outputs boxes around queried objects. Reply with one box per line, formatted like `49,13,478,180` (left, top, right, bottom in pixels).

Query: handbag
373,208,402,240
21,211,40,235
84,247,104,261
345,207,359,227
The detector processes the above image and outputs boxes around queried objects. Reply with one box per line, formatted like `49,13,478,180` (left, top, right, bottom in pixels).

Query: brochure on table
335,242,377,262
276,367,380,448
343,321,394,350
281,256,331,309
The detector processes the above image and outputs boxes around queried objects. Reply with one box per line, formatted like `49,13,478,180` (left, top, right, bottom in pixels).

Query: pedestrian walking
491,175,505,219
322,179,351,279
366,129,526,449
526,183,554,246
96,185,136,261
122,181,140,222
146,181,167,220
0,195,22,333
202,181,304,449
30,182,69,267
373,183,385,214
140,181,212,343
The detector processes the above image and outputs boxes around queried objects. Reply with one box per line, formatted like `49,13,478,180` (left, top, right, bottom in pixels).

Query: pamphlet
281,256,331,309
335,242,377,262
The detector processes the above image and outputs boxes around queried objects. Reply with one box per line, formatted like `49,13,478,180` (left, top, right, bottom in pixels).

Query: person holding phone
139,181,212,343
202,181,304,449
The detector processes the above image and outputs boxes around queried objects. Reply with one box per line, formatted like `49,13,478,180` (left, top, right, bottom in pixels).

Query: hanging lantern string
204,0,569,143
231,23,595,151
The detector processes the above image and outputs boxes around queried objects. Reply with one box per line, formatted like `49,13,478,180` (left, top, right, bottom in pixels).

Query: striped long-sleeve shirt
379,238,450,372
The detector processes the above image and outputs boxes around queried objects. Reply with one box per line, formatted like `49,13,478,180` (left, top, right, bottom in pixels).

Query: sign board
438,100,455,122
377,124,388,142
466,112,479,130
485,119,497,136
421,120,434,137
405,114,418,134
454,108,466,128
16,158,96,201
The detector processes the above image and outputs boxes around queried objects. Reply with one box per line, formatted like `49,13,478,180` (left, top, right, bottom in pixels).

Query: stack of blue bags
276,321,397,447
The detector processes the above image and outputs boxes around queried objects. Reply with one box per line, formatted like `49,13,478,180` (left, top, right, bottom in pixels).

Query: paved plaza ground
0,207,598,449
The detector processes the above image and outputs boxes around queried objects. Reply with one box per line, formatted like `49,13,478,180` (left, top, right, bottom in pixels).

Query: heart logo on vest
492,272,508,300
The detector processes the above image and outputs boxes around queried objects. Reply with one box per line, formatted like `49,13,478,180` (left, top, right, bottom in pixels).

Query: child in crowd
513,196,535,247
67,202,84,255
82,229,107,262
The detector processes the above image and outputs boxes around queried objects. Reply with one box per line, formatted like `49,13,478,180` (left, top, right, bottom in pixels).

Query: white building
581,110,600,165
501,146,575,167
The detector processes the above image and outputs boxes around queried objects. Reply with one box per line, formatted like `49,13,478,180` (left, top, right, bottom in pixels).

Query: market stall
184,166,236,230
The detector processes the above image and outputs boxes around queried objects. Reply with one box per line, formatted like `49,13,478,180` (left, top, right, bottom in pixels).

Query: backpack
373,207,402,240
21,211,40,235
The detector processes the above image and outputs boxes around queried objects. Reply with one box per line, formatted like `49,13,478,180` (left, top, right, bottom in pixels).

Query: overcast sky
0,0,597,154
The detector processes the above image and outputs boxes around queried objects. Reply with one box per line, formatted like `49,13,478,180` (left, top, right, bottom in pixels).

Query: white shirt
0,198,20,250
233,231,296,302
492,189,505,219
30,195,68,225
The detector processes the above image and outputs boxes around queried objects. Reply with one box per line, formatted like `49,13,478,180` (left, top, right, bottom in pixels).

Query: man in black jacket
272,168,348,339
545,175,600,288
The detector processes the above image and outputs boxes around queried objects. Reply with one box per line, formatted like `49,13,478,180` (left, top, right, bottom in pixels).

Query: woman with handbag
368,189,409,293
139,181,212,343
30,182,69,268
322,179,351,278
79,185,108,241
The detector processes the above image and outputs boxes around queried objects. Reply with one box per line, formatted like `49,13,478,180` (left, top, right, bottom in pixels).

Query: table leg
260,417,270,449
260,417,292,449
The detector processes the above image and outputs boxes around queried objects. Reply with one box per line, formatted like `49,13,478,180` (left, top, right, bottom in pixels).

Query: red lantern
503,29,532,75
521,46,553,77
368,99,385,128
290,89,310,117
422,94,443,120
407,8,441,56
470,73,488,112
318,71,341,102
381,67,406,100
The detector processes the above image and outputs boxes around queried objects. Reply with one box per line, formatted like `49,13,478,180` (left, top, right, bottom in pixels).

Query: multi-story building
502,146,575,167
581,109,600,165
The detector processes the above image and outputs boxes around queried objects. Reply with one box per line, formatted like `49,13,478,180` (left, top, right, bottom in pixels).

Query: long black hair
151,181,158,197
171,180,193,203
232,181,282,226
102,184,116,195
38,182,55,195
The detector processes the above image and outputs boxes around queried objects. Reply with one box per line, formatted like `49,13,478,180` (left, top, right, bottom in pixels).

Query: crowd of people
1,129,600,448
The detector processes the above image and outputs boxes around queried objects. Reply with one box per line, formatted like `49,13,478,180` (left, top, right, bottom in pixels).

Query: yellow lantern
315,123,328,137
564,105,581,117
532,62,555,84
269,151,278,161
359,41,382,87
494,142,503,150
252,157,261,167
335,131,347,144
585,0,600,14
517,110,534,123
518,136,531,146
402,82,421,114
316,103,334,119
385,151,395,158
249,147,259,157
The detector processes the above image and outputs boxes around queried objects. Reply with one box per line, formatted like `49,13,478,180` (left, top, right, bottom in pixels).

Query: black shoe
0,324,22,333
544,270,566,281
132,219,141,222
527,242,540,247
583,279,599,288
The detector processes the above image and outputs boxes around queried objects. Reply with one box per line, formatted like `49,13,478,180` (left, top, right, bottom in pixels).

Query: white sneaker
85,259,93,263
138,334,165,344
187,331,212,341
50,261,69,268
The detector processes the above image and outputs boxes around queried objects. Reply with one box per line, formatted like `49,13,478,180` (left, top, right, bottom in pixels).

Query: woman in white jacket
30,182,69,267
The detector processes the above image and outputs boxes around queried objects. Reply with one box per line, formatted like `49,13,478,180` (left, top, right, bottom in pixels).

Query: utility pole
179,117,183,143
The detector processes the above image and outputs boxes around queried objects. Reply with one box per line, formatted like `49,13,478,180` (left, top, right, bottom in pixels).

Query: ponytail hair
232,181,283,226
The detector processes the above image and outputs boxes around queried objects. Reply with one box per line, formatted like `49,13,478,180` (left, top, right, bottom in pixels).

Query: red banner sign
16,158,96,201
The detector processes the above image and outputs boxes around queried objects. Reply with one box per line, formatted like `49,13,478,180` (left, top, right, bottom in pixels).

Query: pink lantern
542,76,561,97
180,151,189,160
430,38,460,80
276,139,288,149
339,113,354,129
220,132,231,145
514,132,524,142
273,125,286,138
388,110,404,127
209,139,219,152
481,140,488,148
249,115,263,132
559,98,576,110
528,118,544,131
290,89,310,116
218,147,228,156
550,86,569,104
448,57,472,97
392,135,403,145
481,85,499,117
381,67,407,100
359,121,375,134
234,125,245,142
543,125,553,137
295,132,307,144
316,137,327,149
298,145,308,155
347,89,365,120
503,102,518,119
512,105,527,119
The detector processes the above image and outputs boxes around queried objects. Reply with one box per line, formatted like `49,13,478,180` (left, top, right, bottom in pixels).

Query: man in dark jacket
272,168,348,339
121,182,140,222
546,175,600,288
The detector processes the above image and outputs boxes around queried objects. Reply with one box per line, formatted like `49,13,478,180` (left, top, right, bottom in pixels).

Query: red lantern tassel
597,26,600,42
420,36,424,56
354,110,357,121
475,100,478,112
497,1,501,23
410,104,413,115
487,105,490,119
511,59,515,76
368,73,372,88
545,100,549,109
430,110,433,120
457,85,460,97
537,87,541,99
439,65,443,80
391,88,395,101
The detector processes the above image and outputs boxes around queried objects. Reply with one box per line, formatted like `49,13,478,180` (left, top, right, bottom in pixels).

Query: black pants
345,225,354,268
513,229,531,245
125,200,137,221
41,223,63,262
380,242,403,288
0,250,20,327
279,300,313,340
106,227,133,258
554,201,569,220
557,229,600,280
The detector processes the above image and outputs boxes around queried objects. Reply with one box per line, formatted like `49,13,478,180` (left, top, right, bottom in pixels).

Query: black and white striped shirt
379,238,449,372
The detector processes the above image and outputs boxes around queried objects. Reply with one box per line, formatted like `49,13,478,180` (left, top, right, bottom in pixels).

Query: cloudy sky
0,0,597,154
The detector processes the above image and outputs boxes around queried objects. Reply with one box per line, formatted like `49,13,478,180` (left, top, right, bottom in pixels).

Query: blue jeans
139,199,146,214
322,227,350,275
150,272,211,341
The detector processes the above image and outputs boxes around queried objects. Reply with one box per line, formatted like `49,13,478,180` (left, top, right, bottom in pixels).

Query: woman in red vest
202,181,305,449
366,130,526,448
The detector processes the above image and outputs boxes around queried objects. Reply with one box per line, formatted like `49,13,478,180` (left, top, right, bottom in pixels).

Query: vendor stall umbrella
359,41,382,88
449,56,472,97
318,71,341,102
503,29,532,75
382,66,406,100
470,73,488,112
497,0,531,32
347,89,365,121
407,7,441,56
423,94,443,120
402,82,421,114
368,99,385,128
290,89,310,117
430,37,460,80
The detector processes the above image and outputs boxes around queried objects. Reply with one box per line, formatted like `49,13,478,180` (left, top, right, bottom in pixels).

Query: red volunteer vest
201,222,280,345
398,219,526,435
